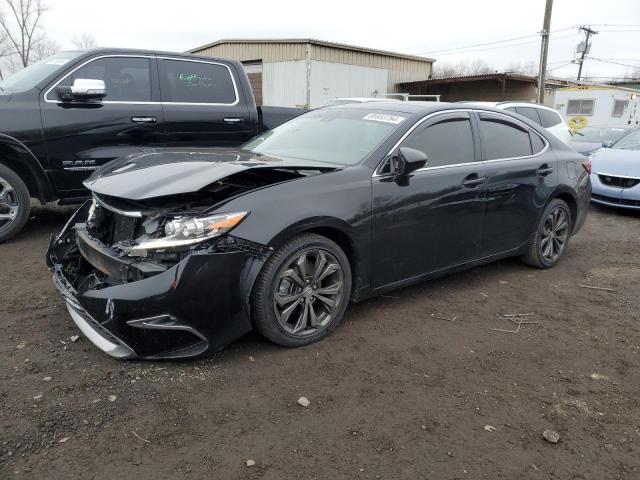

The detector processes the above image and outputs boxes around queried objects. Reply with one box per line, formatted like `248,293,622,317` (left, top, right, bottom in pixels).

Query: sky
38,0,640,81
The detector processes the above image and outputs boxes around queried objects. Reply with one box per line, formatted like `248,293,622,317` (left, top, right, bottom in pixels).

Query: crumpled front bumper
46,202,266,360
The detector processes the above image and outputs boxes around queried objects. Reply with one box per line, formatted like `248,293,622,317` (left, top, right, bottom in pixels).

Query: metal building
188,39,434,108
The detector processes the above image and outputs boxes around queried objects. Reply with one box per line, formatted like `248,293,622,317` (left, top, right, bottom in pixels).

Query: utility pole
536,0,553,104
576,26,598,80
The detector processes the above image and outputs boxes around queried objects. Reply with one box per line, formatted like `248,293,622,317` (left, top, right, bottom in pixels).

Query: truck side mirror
56,79,107,102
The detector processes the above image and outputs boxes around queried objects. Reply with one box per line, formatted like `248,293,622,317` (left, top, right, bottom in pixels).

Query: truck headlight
128,211,248,256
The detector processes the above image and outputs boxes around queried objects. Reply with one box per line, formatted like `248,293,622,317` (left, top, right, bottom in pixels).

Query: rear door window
515,107,542,125
402,115,475,168
537,108,562,127
479,114,533,159
160,59,237,104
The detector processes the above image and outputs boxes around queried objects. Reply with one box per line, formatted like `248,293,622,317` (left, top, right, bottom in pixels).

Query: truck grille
598,174,640,189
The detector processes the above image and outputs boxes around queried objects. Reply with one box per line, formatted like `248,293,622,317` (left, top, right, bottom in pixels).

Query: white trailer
553,85,640,131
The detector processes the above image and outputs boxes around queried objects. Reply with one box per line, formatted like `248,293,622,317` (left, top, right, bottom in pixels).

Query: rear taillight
582,159,592,174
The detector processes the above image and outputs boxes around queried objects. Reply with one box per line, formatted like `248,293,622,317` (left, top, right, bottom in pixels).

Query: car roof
333,97,396,102
325,101,461,115
327,101,534,118
460,100,559,112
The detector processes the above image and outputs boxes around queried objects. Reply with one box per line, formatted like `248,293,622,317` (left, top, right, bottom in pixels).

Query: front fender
0,133,54,202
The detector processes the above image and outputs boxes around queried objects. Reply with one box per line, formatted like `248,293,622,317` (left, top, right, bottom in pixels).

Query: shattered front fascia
47,204,263,359
85,166,324,261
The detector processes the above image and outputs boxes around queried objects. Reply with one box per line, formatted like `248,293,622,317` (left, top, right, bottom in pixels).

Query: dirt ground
1,202,639,480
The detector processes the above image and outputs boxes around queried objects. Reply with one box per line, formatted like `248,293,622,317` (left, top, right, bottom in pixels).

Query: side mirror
397,147,428,176
602,140,613,148
56,78,106,102
394,147,427,186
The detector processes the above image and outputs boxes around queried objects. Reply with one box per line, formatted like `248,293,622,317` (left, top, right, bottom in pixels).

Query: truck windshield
243,108,408,165
0,51,84,92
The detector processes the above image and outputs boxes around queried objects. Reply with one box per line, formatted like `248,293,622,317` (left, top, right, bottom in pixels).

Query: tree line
0,0,96,79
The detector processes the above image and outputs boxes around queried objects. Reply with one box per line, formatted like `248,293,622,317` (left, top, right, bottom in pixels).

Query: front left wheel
251,233,352,347
0,164,31,243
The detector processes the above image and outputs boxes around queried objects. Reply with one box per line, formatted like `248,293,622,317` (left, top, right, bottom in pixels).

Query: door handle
223,117,243,124
461,175,486,188
536,165,554,176
131,116,157,123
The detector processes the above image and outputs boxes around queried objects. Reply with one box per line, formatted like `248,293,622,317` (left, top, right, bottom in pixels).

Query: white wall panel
309,61,388,108
262,60,308,108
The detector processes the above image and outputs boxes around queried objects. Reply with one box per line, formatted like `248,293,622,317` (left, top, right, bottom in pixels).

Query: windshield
572,126,631,144
243,108,407,165
0,51,84,92
612,129,640,151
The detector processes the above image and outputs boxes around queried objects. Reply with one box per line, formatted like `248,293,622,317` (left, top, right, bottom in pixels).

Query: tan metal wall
193,43,307,62
192,42,432,92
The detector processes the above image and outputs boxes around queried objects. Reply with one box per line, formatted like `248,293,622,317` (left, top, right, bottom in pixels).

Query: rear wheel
0,164,31,243
251,233,352,347
521,198,572,269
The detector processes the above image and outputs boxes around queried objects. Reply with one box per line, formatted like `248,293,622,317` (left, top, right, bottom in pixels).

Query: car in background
569,126,636,156
324,97,397,106
47,102,590,359
590,128,640,210
461,101,571,144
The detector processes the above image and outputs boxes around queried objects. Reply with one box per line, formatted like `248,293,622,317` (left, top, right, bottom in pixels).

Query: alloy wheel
0,176,20,233
540,206,569,263
273,248,345,337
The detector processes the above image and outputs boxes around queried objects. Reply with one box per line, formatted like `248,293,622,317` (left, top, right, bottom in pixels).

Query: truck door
158,57,255,147
40,55,164,197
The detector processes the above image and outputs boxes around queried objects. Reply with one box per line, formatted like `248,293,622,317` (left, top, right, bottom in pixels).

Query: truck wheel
0,164,31,243
251,233,352,347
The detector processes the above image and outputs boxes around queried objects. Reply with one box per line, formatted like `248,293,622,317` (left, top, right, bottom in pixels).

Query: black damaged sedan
47,102,591,359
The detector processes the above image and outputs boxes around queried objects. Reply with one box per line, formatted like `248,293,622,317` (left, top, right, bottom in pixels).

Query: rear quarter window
531,132,546,154
515,107,542,125
537,108,562,128
479,115,533,159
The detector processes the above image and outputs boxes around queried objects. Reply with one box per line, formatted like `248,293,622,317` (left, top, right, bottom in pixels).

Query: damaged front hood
83,148,338,200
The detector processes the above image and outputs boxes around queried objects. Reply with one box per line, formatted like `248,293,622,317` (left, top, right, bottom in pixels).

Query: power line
597,29,640,33
547,61,574,71
547,58,575,65
428,32,578,57
588,23,640,27
589,57,640,69
413,26,577,56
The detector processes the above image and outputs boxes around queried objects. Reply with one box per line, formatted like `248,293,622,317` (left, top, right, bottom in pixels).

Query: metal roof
399,73,638,91
188,38,435,63
399,73,546,87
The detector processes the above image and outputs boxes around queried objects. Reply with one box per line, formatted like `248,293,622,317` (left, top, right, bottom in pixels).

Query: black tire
0,163,31,243
251,233,352,347
521,198,572,269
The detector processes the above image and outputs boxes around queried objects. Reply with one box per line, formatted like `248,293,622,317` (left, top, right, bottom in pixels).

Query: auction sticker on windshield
46,58,70,66
362,113,406,125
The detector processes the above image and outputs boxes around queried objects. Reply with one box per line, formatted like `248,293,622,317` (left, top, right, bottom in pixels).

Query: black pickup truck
0,48,301,242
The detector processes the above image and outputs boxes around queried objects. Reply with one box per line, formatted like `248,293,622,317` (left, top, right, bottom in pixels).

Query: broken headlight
128,211,248,256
